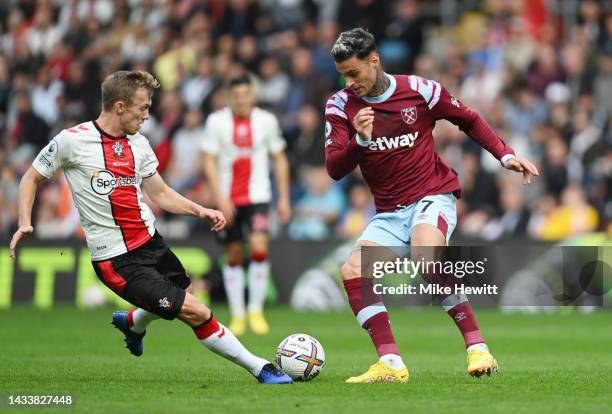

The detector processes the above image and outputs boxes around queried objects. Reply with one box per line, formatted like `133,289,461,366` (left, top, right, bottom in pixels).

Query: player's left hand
199,208,226,232
504,158,539,185
277,198,292,223
9,225,34,259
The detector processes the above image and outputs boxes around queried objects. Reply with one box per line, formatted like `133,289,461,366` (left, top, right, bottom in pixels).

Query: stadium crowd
0,0,610,242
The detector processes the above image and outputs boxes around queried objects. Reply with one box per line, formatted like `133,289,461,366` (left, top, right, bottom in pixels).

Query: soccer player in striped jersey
9,70,292,384
324,28,539,383
201,75,291,336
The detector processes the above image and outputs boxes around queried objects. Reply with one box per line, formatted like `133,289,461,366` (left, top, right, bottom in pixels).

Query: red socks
442,294,484,347
343,278,400,357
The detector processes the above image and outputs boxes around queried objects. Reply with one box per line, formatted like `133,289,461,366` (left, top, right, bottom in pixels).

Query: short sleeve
139,138,159,178
200,114,220,155
266,113,286,154
32,134,68,178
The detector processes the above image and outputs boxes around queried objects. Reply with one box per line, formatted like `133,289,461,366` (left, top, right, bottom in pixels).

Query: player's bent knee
226,243,243,266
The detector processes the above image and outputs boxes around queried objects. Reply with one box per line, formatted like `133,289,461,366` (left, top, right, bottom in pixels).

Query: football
275,334,325,381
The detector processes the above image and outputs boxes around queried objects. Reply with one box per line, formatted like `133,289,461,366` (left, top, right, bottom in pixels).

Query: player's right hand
218,198,236,225
199,208,227,232
353,107,375,141
9,225,33,259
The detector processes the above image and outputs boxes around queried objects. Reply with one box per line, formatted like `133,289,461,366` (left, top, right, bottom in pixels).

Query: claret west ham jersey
32,121,158,260
324,73,515,213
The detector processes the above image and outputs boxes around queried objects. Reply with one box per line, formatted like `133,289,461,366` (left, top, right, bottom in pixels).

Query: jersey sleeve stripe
325,105,347,119
428,80,441,109
409,75,418,91
409,75,442,109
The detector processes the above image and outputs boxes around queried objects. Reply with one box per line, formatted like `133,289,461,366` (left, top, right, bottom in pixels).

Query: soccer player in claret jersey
9,70,292,384
325,28,539,383
201,75,291,336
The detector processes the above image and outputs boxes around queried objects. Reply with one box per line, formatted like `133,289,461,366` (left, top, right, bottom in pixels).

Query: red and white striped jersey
32,121,158,260
200,107,286,206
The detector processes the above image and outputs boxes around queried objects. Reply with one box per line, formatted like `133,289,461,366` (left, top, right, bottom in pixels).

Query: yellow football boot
248,310,270,335
467,349,498,377
346,362,409,383
228,317,246,336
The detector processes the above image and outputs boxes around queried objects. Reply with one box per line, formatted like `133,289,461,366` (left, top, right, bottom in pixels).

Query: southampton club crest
401,106,417,125
112,141,125,158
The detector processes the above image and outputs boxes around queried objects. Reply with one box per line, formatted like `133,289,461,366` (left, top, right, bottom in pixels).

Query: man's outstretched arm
9,167,47,258
142,172,226,231
427,81,539,184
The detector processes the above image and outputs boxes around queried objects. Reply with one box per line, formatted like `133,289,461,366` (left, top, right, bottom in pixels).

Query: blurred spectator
337,183,374,238
458,151,499,212
25,6,63,58
480,177,530,240
8,91,50,164
219,0,259,37
0,55,12,117
526,45,565,96
284,46,333,126
181,55,219,111
129,0,166,33
379,0,424,73
502,86,548,137
285,104,326,171
153,90,185,172
0,0,610,242
166,108,206,192
535,185,599,241
257,56,290,109
542,130,569,199
31,66,63,126
310,20,340,85
288,166,345,240
153,38,197,90
0,163,19,238
63,59,100,120
121,22,155,64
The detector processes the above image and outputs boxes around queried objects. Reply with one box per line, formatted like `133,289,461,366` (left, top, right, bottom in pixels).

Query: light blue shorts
358,193,457,247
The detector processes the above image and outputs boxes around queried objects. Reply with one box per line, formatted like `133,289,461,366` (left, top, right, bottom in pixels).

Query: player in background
202,75,291,336
325,28,539,383
9,70,292,384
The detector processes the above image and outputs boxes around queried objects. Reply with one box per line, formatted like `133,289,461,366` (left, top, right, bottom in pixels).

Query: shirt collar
362,73,396,104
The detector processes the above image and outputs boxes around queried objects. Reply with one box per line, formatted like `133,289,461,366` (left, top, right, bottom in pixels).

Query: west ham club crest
401,106,417,125
112,141,125,158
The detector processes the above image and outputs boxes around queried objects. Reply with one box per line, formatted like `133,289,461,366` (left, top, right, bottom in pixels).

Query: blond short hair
101,70,160,111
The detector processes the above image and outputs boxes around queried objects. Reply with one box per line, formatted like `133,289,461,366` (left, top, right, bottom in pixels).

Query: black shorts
217,203,270,243
92,232,190,320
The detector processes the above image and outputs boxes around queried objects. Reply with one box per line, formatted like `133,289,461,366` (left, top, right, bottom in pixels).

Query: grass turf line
1,307,610,414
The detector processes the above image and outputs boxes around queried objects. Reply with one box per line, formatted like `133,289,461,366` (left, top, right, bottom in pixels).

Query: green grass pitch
1,307,610,413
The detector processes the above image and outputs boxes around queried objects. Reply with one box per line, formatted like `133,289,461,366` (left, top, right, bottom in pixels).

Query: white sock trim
129,308,159,334
467,343,489,353
379,354,406,370
441,293,468,312
356,302,386,326
200,322,268,376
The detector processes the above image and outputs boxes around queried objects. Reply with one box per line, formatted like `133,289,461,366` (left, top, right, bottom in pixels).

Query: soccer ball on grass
275,334,325,381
